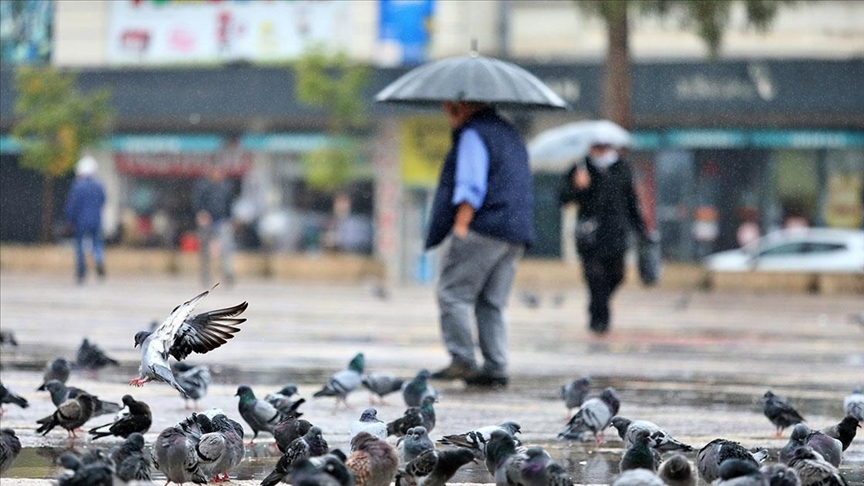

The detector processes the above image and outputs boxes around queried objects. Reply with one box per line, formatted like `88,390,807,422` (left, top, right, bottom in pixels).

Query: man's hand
453,202,474,239
573,166,591,189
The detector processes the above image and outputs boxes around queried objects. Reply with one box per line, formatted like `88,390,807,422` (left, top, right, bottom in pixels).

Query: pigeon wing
152,287,216,357
168,301,248,361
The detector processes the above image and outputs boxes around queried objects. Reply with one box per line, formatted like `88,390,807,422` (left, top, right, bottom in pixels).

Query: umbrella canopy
375,53,567,110
528,119,631,172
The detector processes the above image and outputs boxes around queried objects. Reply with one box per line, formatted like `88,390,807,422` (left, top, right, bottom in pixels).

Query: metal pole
498,0,511,59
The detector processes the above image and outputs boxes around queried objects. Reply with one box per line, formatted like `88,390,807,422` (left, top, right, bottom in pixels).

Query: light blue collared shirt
451,128,489,209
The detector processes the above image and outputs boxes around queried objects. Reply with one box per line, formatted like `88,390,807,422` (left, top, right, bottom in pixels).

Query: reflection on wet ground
8,441,863,485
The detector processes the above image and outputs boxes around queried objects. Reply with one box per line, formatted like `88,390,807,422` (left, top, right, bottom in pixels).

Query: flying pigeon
657,453,695,486
37,357,71,391
520,446,573,486
396,447,476,486
151,425,207,485
88,394,152,440
236,385,285,444
398,426,434,464
262,426,330,486
346,431,400,486
76,338,119,377
42,380,121,418
821,415,859,451
610,468,665,486
290,453,354,486
844,387,864,421
0,428,21,476
36,393,96,438
787,446,847,486
351,407,388,441
484,429,528,486
0,382,29,415
313,352,365,410
274,416,313,454
362,372,405,405
619,429,661,473
559,387,620,443
56,451,114,486
131,285,247,395
402,369,438,407
559,376,591,419
438,421,522,458
172,362,212,409
110,433,151,482
609,416,694,452
697,438,764,484
762,390,806,437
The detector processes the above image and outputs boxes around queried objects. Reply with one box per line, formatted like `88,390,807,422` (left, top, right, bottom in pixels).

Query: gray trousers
436,230,524,377
199,219,235,286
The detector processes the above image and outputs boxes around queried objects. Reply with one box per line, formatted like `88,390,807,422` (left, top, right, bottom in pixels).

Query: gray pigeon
35,393,96,438
396,448,476,486
290,453,354,486
131,285,247,396
236,385,284,443
713,459,764,486
610,415,694,452
657,453,695,486
843,387,863,421
346,431,400,486
110,433,151,482
362,373,405,405
398,426,434,464
275,416,313,454
821,415,859,451
763,390,806,437
787,447,847,486
697,438,763,484
402,369,437,407
559,376,591,419
56,451,113,486
313,352,365,410
520,446,573,486
559,387,620,443
0,382,29,414
438,421,522,458
759,463,800,486
484,429,528,486
42,380,121,418
801,425,842,468
37,357,71,390
619,429,661,473
0,428,21,476
351,407,388,441
196,414,246,482
265,385,306,416
172,362,212,409
611,468,665,486
262,426,330,486
151,426,207,484
75,338,119,377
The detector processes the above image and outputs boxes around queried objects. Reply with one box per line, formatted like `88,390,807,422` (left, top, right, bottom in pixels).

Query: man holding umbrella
375,49,566,387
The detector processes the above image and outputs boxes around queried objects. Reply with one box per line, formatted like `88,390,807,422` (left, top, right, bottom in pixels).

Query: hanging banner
376,0,434,67
108,0,352,64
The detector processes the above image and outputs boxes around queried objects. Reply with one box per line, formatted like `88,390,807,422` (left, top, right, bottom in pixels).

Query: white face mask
589,149,618,169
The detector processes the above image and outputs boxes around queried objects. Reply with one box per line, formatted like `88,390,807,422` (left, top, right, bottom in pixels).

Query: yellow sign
825,171,863,228
400,116,451,187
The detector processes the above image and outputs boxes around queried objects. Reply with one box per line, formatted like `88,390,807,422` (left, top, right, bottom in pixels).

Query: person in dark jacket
559,140,650,335
192,165,236,286
427,102,535,388
64,156,107,284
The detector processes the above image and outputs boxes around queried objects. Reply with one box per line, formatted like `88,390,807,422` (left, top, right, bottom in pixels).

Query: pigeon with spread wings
131,284,248,396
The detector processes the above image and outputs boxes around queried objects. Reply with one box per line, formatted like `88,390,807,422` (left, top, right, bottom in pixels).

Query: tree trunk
41,175,55,242
601,6,631,129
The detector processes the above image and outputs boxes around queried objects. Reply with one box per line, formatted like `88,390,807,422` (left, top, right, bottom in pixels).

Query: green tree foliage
12,66,112,240
294,46,369,192
573,0,799,126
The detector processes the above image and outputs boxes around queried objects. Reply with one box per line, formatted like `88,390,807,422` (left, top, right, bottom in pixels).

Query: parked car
703,228,864,274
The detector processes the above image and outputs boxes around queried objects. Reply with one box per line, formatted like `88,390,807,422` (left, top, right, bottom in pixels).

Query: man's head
588,143,614,159
208,165,227,182
442,101,488,128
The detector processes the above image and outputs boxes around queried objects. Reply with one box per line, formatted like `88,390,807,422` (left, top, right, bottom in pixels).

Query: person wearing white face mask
559,140,650,335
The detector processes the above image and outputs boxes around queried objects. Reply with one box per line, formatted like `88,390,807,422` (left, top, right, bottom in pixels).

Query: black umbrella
374,52,568,110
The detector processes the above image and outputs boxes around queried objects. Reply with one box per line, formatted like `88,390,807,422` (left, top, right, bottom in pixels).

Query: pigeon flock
0,284,861,486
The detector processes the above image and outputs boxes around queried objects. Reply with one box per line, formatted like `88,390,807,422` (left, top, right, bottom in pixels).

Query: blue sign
111,134,223,153
378,0,435,66
240,133,330,153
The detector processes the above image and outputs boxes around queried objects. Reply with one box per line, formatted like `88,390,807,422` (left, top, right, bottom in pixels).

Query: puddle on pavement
6,442,862,485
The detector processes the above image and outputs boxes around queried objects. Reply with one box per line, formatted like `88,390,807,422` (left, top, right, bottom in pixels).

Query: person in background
192,165,236,286
64,155,106,285
559,137,651,335
427,101,535,388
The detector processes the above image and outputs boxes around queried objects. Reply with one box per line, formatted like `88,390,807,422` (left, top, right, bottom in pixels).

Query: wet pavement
0,271,862,484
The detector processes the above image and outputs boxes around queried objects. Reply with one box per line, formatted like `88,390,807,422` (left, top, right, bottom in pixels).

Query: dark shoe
431,361,476,380
464,371,509,389
96,264,106,279
589,318,609,335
